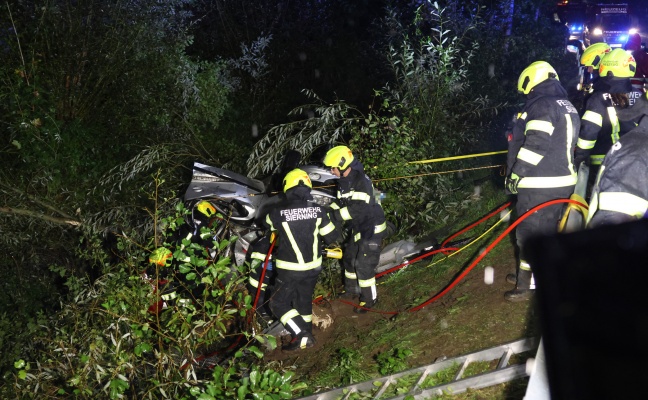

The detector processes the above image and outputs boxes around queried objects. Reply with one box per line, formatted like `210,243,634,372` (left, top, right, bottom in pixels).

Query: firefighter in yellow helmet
263,168,339,350
580,43,611,88
505,61,580,301
574,49,636,175
323,145,387,313
144,200,219,313
587,92,648,228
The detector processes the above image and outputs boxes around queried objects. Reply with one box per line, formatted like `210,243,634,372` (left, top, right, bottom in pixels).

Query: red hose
343,198,587,314
408,198,586,312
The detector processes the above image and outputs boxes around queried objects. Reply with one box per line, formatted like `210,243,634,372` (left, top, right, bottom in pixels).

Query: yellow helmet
195,201,216,218
323,145,354,170
517,61,559,95
283,168,312,192
599,48,636,78
149,247,173,266
580,43,611,68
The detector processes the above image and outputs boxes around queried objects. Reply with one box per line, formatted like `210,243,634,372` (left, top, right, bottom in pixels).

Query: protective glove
505,173,521,195
573,148,590,170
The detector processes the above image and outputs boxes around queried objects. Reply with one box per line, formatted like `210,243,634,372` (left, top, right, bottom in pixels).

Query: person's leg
354,235,382,313
294,268,321,336
506,187,573,301
341,239,360,296
270,270,307,338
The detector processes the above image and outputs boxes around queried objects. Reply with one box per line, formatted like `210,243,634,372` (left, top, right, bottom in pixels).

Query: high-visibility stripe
359,277,376,287
520,260,531,271
518,174,577,188
345,271,357,279
354,232,361,242
598,192,648,218
282,221,305,265
161,291,177,301
302,314,312,323
517,147,544,165
577,138,596,150
590,154,605,165
518,112,528,120
582,110,603,126
525,120,554,135
565,114,575,176
330,202,341,210
248,277,267,289
319,220,335,236
265,214,274,230
351,192,372,203
275,257,322,271
250,251,267,261
340,207,352,221
280,309,302,335
607,106,620,143
374,222,387,234
311,219,320,263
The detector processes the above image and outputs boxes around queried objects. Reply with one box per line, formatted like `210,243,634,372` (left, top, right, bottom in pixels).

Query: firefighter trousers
270,267,321,337
514,186,574,289
342,233,384,304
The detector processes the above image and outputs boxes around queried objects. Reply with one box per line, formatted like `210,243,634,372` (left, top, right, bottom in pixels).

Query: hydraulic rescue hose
340,197,587,315
375,202,512,279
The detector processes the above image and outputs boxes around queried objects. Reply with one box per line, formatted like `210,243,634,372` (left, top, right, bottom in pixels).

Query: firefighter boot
283,332,315,351
504,269,534,302
354,299,377,314
504,269,535,302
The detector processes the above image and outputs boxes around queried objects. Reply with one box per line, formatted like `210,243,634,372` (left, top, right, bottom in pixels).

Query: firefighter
587,93,648,228
624,33,648,106
579,42,611,92
323,145,387,313
573,49,636,173
265,168,339,351
505,61,581,302
146,200,219,309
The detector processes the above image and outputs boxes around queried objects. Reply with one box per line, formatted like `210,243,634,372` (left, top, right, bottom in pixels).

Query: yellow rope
407,150,507,164
426,209,512,267
374,164,504,183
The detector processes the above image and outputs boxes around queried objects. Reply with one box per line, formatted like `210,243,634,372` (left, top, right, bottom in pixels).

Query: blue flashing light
570,25,584,32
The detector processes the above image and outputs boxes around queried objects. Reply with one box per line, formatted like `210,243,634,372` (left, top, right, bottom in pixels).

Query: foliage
245,89,363,178
2,187,303,399
375,346,414,375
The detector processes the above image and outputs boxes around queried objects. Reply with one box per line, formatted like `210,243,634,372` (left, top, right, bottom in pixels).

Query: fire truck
584,3,638,48
556,2,640,53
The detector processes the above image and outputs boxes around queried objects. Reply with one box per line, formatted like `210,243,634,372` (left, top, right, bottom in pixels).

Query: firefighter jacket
263,186,339,271
575,77,632,165
587,116,648,225
329,159,387,241
507,79,580,190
